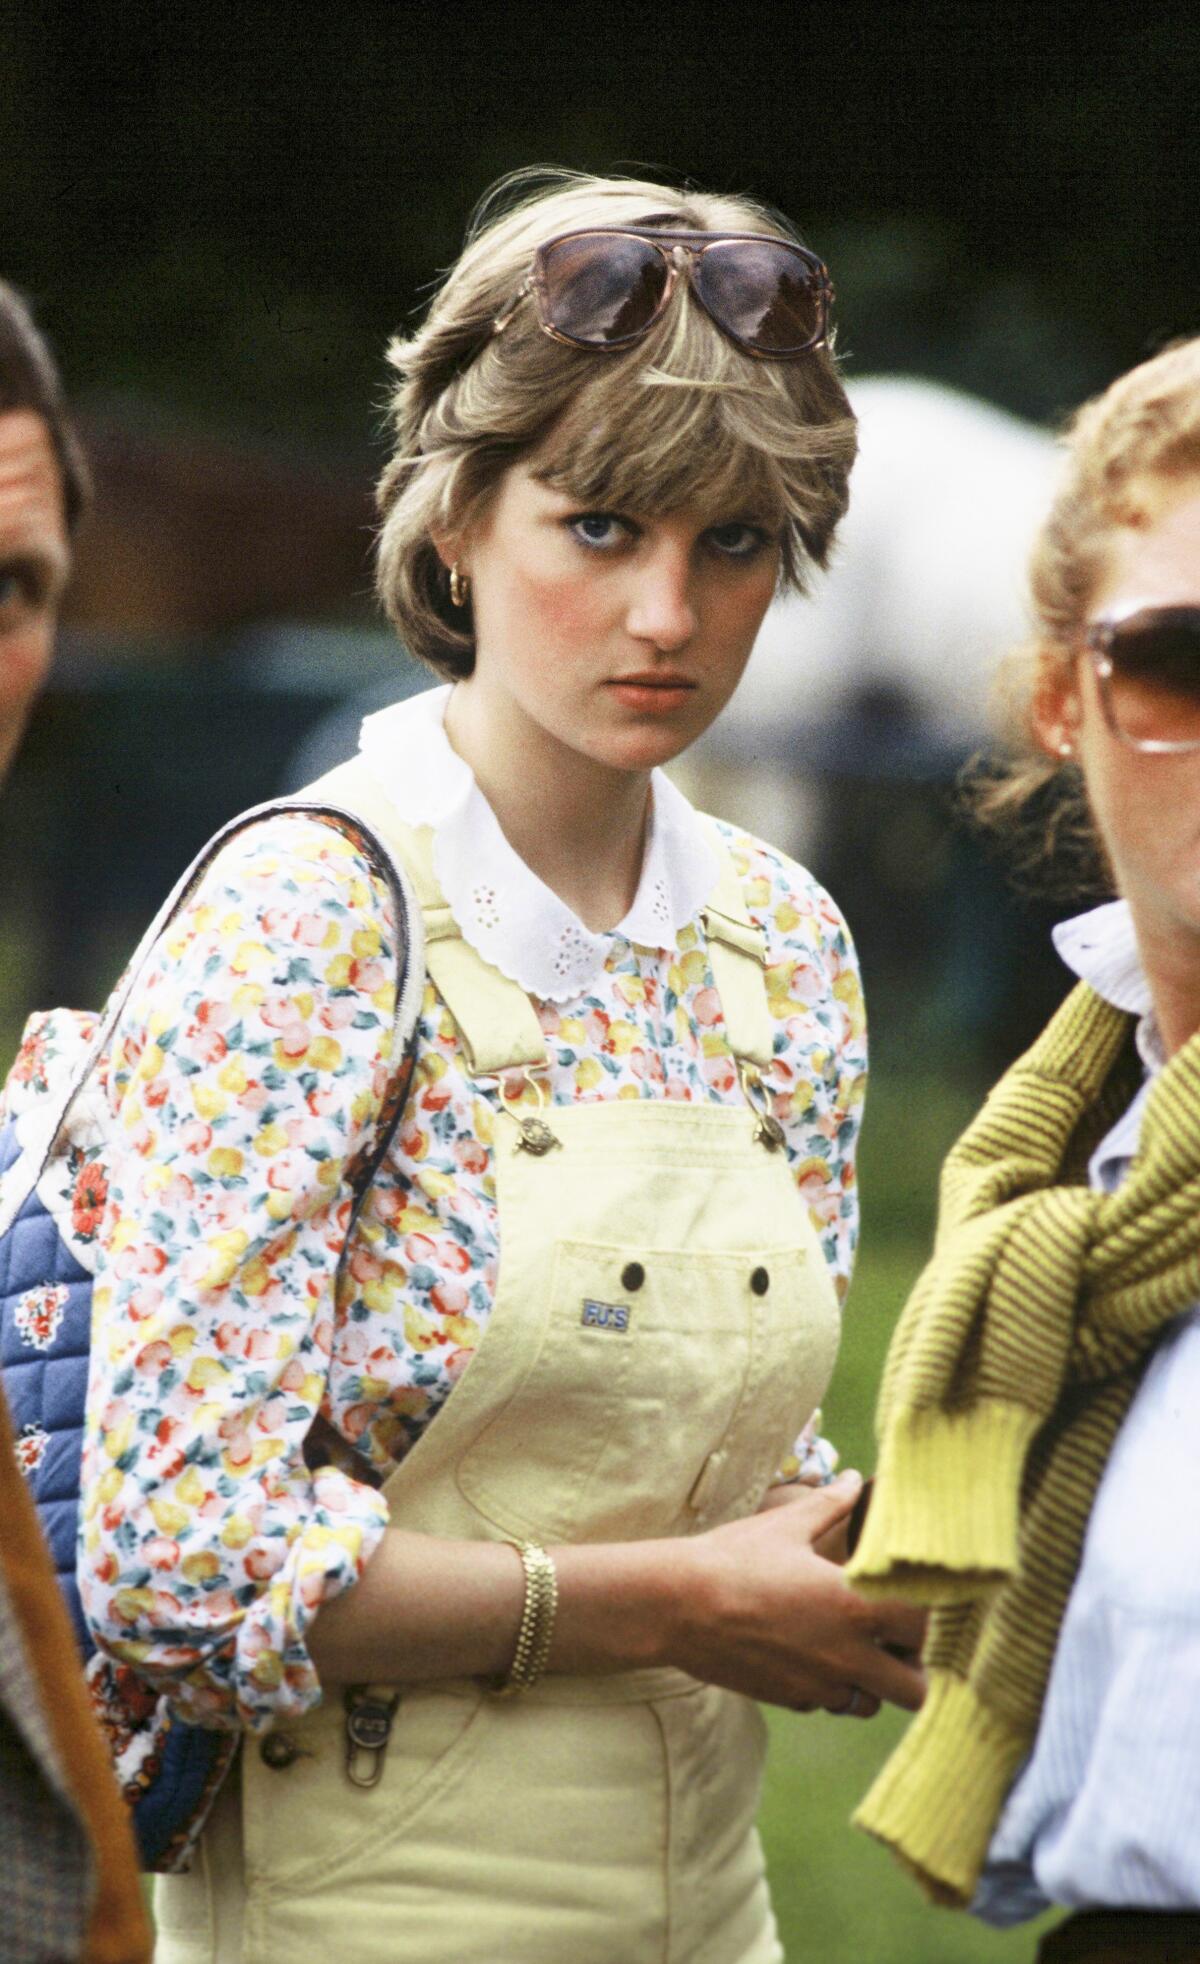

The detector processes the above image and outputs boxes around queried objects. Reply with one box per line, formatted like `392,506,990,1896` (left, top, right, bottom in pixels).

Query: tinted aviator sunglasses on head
1085,605,1200,754
491,225,833,359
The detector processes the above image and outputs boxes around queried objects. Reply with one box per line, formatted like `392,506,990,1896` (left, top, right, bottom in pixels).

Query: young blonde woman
74,171,925,1964
846,337,1200,1964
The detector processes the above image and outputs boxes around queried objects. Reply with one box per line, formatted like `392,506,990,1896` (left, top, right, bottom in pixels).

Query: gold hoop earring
449,563,470,608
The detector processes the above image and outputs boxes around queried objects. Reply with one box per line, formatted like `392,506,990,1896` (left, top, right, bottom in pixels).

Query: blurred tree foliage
2,1,1196,454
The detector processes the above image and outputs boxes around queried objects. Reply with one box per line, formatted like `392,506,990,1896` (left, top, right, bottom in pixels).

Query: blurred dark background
8,4,1197,449
4,0,1196,1095
5,1,1195,1033
3,8,1199,1955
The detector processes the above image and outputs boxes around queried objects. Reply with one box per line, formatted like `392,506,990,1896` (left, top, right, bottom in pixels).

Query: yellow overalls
154,794,843,1964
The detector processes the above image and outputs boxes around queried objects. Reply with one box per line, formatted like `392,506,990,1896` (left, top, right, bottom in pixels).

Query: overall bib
155,809,842,1964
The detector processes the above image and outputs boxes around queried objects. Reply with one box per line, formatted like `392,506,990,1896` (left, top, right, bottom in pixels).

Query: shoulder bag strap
304,760,548,1078
0,796,425,1238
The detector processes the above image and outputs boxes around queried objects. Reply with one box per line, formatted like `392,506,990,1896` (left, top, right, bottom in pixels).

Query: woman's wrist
546,1535,695,1676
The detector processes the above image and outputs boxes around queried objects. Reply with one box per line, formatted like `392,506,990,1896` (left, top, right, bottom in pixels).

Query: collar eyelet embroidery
358,687,720,1001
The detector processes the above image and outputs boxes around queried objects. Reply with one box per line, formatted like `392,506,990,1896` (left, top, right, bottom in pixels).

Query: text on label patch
580,1299,631,1332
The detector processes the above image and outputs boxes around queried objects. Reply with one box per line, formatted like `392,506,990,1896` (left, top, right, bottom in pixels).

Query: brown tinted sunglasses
1085,605,1200,754
492,225,833,359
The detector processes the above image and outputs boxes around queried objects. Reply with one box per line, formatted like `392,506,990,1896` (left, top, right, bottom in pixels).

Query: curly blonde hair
969,336,1200,891
375,168,857,679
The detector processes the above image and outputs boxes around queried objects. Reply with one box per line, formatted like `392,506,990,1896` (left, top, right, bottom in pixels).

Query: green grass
759,1703,1059,1961
758,1068,1059,1961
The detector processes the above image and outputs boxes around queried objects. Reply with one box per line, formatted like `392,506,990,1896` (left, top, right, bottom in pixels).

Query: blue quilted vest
0,792,423,1869
0,1116,94,1650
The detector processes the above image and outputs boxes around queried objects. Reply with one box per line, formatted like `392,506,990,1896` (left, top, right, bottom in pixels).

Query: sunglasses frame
1084,604,1200,755
494,225,833,360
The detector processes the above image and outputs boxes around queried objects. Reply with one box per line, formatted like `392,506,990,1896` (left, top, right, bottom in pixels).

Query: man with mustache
0,277,150,1964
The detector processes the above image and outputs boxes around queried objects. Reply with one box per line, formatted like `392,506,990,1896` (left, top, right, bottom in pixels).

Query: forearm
306,1527,683,1686
304,1483,926,1719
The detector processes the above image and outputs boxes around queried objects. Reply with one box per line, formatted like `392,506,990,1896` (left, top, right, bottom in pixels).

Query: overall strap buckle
344,1685,401,1789
739,1062,786,1151
494,1067,562,1156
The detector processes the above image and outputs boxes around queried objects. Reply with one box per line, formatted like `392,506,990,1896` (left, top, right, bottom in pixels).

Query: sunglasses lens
694,240,825,353
538,234,669,346
1105,610,1200,748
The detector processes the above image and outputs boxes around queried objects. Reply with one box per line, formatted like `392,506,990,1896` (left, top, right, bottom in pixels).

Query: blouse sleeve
81,815,402,1732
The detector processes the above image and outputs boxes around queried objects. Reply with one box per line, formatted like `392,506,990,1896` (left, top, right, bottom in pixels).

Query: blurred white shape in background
674,377,1061,851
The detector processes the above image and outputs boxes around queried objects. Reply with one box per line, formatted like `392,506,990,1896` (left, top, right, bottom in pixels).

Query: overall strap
699,820,775,1071
305,761,547,1078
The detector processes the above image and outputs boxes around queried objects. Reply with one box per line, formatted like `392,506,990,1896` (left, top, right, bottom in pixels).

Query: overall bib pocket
457,1235,840,1544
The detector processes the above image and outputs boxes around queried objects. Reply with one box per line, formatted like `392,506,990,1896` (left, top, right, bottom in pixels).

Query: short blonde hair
969,336,1200,890
375,169,857,679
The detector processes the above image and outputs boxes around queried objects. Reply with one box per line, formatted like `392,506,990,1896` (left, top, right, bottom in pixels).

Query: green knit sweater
846,979,1200,1904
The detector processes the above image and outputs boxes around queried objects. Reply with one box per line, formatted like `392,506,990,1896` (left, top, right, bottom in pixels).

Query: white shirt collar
1052,898,1164,1074
357,685,719,1002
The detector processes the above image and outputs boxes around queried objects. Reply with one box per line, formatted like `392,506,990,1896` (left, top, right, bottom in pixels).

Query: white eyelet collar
357,686,719,1002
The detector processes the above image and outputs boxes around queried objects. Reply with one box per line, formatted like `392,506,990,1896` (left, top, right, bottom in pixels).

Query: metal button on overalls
259,1732,300,1772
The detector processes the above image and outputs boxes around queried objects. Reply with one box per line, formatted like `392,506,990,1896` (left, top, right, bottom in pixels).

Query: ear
1031,652,1081,760
430,530,461,574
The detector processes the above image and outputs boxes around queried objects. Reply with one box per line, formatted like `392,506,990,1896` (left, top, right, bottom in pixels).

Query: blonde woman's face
452,460,781,776
1037,473,1200,944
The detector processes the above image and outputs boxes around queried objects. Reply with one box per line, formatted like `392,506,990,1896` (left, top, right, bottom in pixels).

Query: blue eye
706,523,770,559
567,513,632,551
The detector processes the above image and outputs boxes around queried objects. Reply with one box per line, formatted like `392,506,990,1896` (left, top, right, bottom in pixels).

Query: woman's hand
310,1473,925,1719
762,1476,872,1563
547,1472,923,1721
658,1471,925,1717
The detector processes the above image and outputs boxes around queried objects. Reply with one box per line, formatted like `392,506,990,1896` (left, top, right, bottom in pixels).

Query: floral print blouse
7,745,866,1736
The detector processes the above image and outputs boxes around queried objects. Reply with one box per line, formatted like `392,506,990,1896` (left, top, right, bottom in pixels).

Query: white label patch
580,1299,630,1332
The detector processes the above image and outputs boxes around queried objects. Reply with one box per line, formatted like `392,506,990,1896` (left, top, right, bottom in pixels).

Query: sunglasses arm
492,278,533,337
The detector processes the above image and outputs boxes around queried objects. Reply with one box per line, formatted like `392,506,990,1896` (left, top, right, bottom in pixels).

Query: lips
608,672,696,689
606,675,698,713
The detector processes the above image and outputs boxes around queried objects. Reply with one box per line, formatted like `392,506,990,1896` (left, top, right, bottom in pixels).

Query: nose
625,544,697,652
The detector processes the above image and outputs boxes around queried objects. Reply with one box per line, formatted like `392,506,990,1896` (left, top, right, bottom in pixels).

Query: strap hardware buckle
495,1067,562,1156
739,1062,786,1151
344,1687,401,1789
